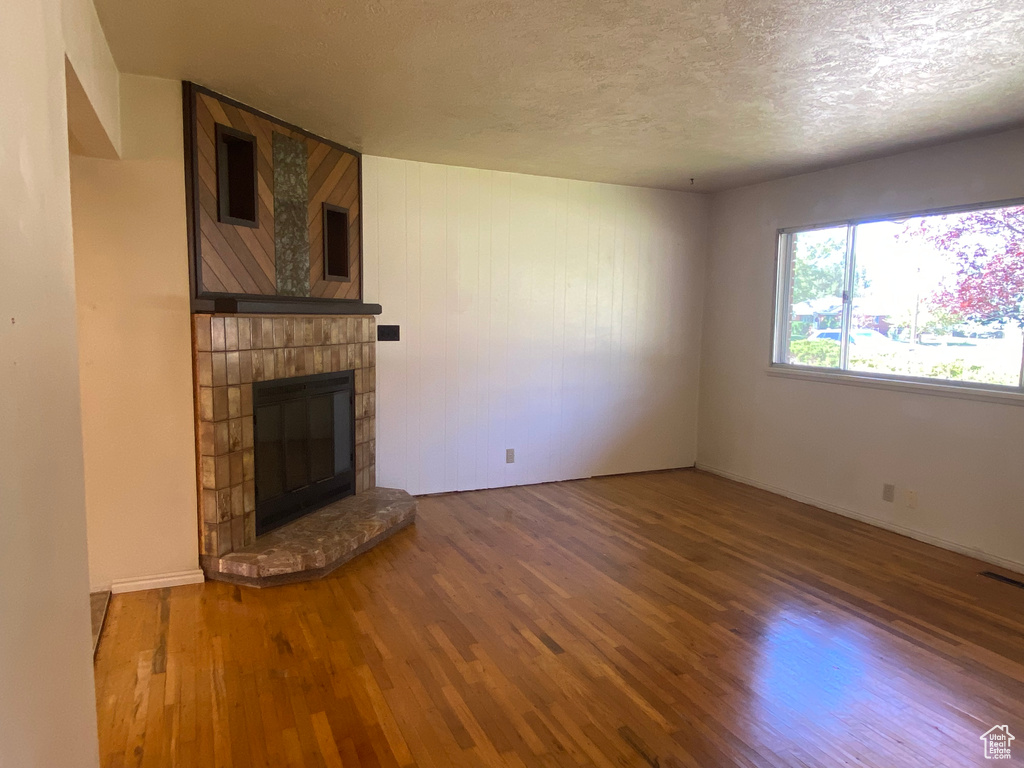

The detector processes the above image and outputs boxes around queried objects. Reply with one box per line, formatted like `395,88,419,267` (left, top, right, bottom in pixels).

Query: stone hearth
202,487,416,587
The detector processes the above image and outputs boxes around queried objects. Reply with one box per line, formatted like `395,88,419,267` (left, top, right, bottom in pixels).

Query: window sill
766,364,1024,407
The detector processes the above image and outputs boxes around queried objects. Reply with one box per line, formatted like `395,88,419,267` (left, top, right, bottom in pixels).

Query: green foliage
849,352,1015,386
790,339,1017,385
790,320,812,339
789,340,840,367
791,237,844,305
791,234,871,305
920,307,963,336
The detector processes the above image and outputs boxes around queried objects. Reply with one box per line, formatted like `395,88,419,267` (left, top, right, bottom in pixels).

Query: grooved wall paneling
363,156,709,495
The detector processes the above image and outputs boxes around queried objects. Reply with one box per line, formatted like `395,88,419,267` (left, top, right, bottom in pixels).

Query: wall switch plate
506,448,515,464
905,489,918,509
882,483,895,503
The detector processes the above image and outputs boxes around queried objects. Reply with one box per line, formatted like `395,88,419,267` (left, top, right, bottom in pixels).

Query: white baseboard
109,568,206,594
695,463,1024,575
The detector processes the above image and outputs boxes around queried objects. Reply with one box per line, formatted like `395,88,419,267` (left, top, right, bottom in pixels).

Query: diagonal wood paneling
309,147,362,300
195,93,278,295
191,88,362,302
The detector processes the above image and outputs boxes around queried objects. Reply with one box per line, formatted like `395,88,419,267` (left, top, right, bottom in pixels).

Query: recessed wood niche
183,83,398,577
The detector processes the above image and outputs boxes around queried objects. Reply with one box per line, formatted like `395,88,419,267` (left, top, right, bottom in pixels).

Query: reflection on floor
94,469,1024,767
89,590,110,658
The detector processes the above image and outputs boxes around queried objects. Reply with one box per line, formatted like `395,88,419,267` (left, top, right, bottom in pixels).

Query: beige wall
699,127,1024,571
72,75,201,592
62,0,120,156
0,0,100,764
364,156,708,494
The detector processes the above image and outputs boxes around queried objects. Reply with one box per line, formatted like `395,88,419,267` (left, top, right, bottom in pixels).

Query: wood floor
94,469,1024,767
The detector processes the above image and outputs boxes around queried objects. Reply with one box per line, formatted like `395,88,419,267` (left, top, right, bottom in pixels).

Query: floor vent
980,571,1024,590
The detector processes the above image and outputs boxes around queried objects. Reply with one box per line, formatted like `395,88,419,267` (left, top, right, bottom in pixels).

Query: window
773,200,1024,392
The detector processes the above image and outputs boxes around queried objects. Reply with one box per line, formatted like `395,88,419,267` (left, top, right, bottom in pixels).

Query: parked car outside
808,329,899,348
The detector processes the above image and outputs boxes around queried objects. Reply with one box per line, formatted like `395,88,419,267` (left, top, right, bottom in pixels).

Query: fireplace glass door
253,370,354,535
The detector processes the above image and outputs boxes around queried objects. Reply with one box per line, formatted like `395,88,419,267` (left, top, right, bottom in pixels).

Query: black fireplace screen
253,370,355,535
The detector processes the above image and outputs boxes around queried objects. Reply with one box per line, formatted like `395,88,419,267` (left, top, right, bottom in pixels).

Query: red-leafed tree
911,205,1024,327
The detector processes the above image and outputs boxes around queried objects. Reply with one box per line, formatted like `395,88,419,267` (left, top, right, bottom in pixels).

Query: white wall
364,156,708,495
699,128,1024,571
72,75,202,593
0,0,100,764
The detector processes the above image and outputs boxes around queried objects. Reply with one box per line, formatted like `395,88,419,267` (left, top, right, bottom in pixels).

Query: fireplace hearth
254,370,355,535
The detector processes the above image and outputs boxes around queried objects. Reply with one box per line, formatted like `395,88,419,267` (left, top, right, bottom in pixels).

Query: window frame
214,123,259,228
770,197,1024,398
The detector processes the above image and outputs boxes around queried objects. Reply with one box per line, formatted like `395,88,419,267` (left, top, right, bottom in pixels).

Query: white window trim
766,364,1024,407
770,197,1024,399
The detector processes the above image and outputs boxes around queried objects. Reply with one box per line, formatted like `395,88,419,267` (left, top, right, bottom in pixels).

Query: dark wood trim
192,294,382,316
322,202,352,282
357,147,364,302
215,123,259,228
182,81,201,304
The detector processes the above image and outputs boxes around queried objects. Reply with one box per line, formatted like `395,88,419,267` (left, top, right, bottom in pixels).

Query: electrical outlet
506,448,515,464
905,489,918,509
882,483,895,503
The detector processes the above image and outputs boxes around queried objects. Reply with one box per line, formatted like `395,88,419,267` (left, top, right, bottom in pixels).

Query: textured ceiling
94,0,1024,191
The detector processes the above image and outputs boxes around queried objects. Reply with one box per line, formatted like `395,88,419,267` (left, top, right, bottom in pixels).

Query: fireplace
192,313,376,560
193,314,414,587
253,370,355,534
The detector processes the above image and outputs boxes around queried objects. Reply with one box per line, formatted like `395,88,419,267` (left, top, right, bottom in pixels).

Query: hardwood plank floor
94,469,1024,767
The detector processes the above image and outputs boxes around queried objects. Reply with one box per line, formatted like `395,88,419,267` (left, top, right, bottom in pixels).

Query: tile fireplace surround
192,314,376,560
